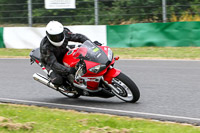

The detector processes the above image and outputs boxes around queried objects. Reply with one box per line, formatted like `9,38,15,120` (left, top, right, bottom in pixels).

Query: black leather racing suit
40,28,89,86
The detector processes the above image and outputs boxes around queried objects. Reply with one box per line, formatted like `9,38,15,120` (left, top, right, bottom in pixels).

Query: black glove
67,74,75,84
62,67,76,78
94,41,102,46
69,67,76,75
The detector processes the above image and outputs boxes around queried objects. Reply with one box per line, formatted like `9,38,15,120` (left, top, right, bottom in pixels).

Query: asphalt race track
0,59,200,125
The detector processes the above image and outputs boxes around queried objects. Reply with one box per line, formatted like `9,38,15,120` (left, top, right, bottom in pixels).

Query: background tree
0,0,199,26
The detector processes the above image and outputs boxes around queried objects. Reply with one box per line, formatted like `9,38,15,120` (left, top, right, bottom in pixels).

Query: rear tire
111,72,140,103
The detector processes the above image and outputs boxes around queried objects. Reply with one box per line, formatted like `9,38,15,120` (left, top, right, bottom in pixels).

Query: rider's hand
67,74,75,83
69,67,76,75
62,67,76,78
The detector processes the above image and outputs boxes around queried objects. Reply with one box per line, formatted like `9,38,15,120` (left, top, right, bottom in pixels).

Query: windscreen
73,41,108,65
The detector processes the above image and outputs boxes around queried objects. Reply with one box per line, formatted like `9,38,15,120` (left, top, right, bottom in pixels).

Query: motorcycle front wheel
111,72,140,103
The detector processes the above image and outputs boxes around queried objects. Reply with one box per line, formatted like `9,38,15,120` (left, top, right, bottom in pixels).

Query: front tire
111,72,140,103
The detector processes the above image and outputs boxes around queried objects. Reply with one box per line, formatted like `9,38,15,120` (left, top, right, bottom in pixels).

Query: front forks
102,67,121,94
102,77,119,94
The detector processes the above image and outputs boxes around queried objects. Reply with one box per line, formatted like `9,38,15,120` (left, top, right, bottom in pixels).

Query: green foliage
0,0,27,24
167,0,200,20
0,0,199,25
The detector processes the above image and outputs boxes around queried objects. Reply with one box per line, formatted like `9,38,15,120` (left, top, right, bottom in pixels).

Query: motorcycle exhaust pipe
33,73,65,91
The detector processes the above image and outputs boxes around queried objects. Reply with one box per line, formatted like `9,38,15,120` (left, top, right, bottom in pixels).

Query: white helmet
46,21,65,47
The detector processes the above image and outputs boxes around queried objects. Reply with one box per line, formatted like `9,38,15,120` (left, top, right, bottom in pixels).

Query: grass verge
0,103,200,133
111,47,200,60
0,47,200,59
0,49,31,58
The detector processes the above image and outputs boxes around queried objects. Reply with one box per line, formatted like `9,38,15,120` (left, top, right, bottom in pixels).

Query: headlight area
89,65,101,73
108,48,113,61
88,65,106,73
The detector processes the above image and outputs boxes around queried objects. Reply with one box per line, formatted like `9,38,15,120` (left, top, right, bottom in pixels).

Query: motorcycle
30,40,140,103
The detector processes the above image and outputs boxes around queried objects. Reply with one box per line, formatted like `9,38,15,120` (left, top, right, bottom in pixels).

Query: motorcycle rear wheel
111,72,140,103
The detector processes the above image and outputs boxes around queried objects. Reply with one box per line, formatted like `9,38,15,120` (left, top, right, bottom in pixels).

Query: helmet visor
46,32,64,42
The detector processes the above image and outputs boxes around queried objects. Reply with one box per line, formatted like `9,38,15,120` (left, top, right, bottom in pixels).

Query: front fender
103,68,121,84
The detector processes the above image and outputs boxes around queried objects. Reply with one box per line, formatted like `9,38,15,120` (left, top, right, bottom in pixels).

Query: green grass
0,103,200,133
111,47,200,59
1,47,200,59
0,48,31,58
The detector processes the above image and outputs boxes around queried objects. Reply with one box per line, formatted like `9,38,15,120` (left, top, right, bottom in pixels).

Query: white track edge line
0,98,200,122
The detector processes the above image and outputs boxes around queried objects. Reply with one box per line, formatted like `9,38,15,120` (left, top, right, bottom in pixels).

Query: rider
40,20,90,88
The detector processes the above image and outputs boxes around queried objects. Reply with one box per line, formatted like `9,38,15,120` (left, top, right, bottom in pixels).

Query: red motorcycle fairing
103,68,121,84
63,50,108,77
79,76,102,90
87,81,99,90
63,48,107,91
63,49,79,68
63,46,112,68
83,60,107,76
62,43,117,91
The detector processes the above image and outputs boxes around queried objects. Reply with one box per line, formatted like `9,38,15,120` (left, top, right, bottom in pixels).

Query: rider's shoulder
40,37,53,50
40,37,48,46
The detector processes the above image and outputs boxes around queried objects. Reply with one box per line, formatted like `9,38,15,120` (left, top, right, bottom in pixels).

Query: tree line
0,0,199,26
